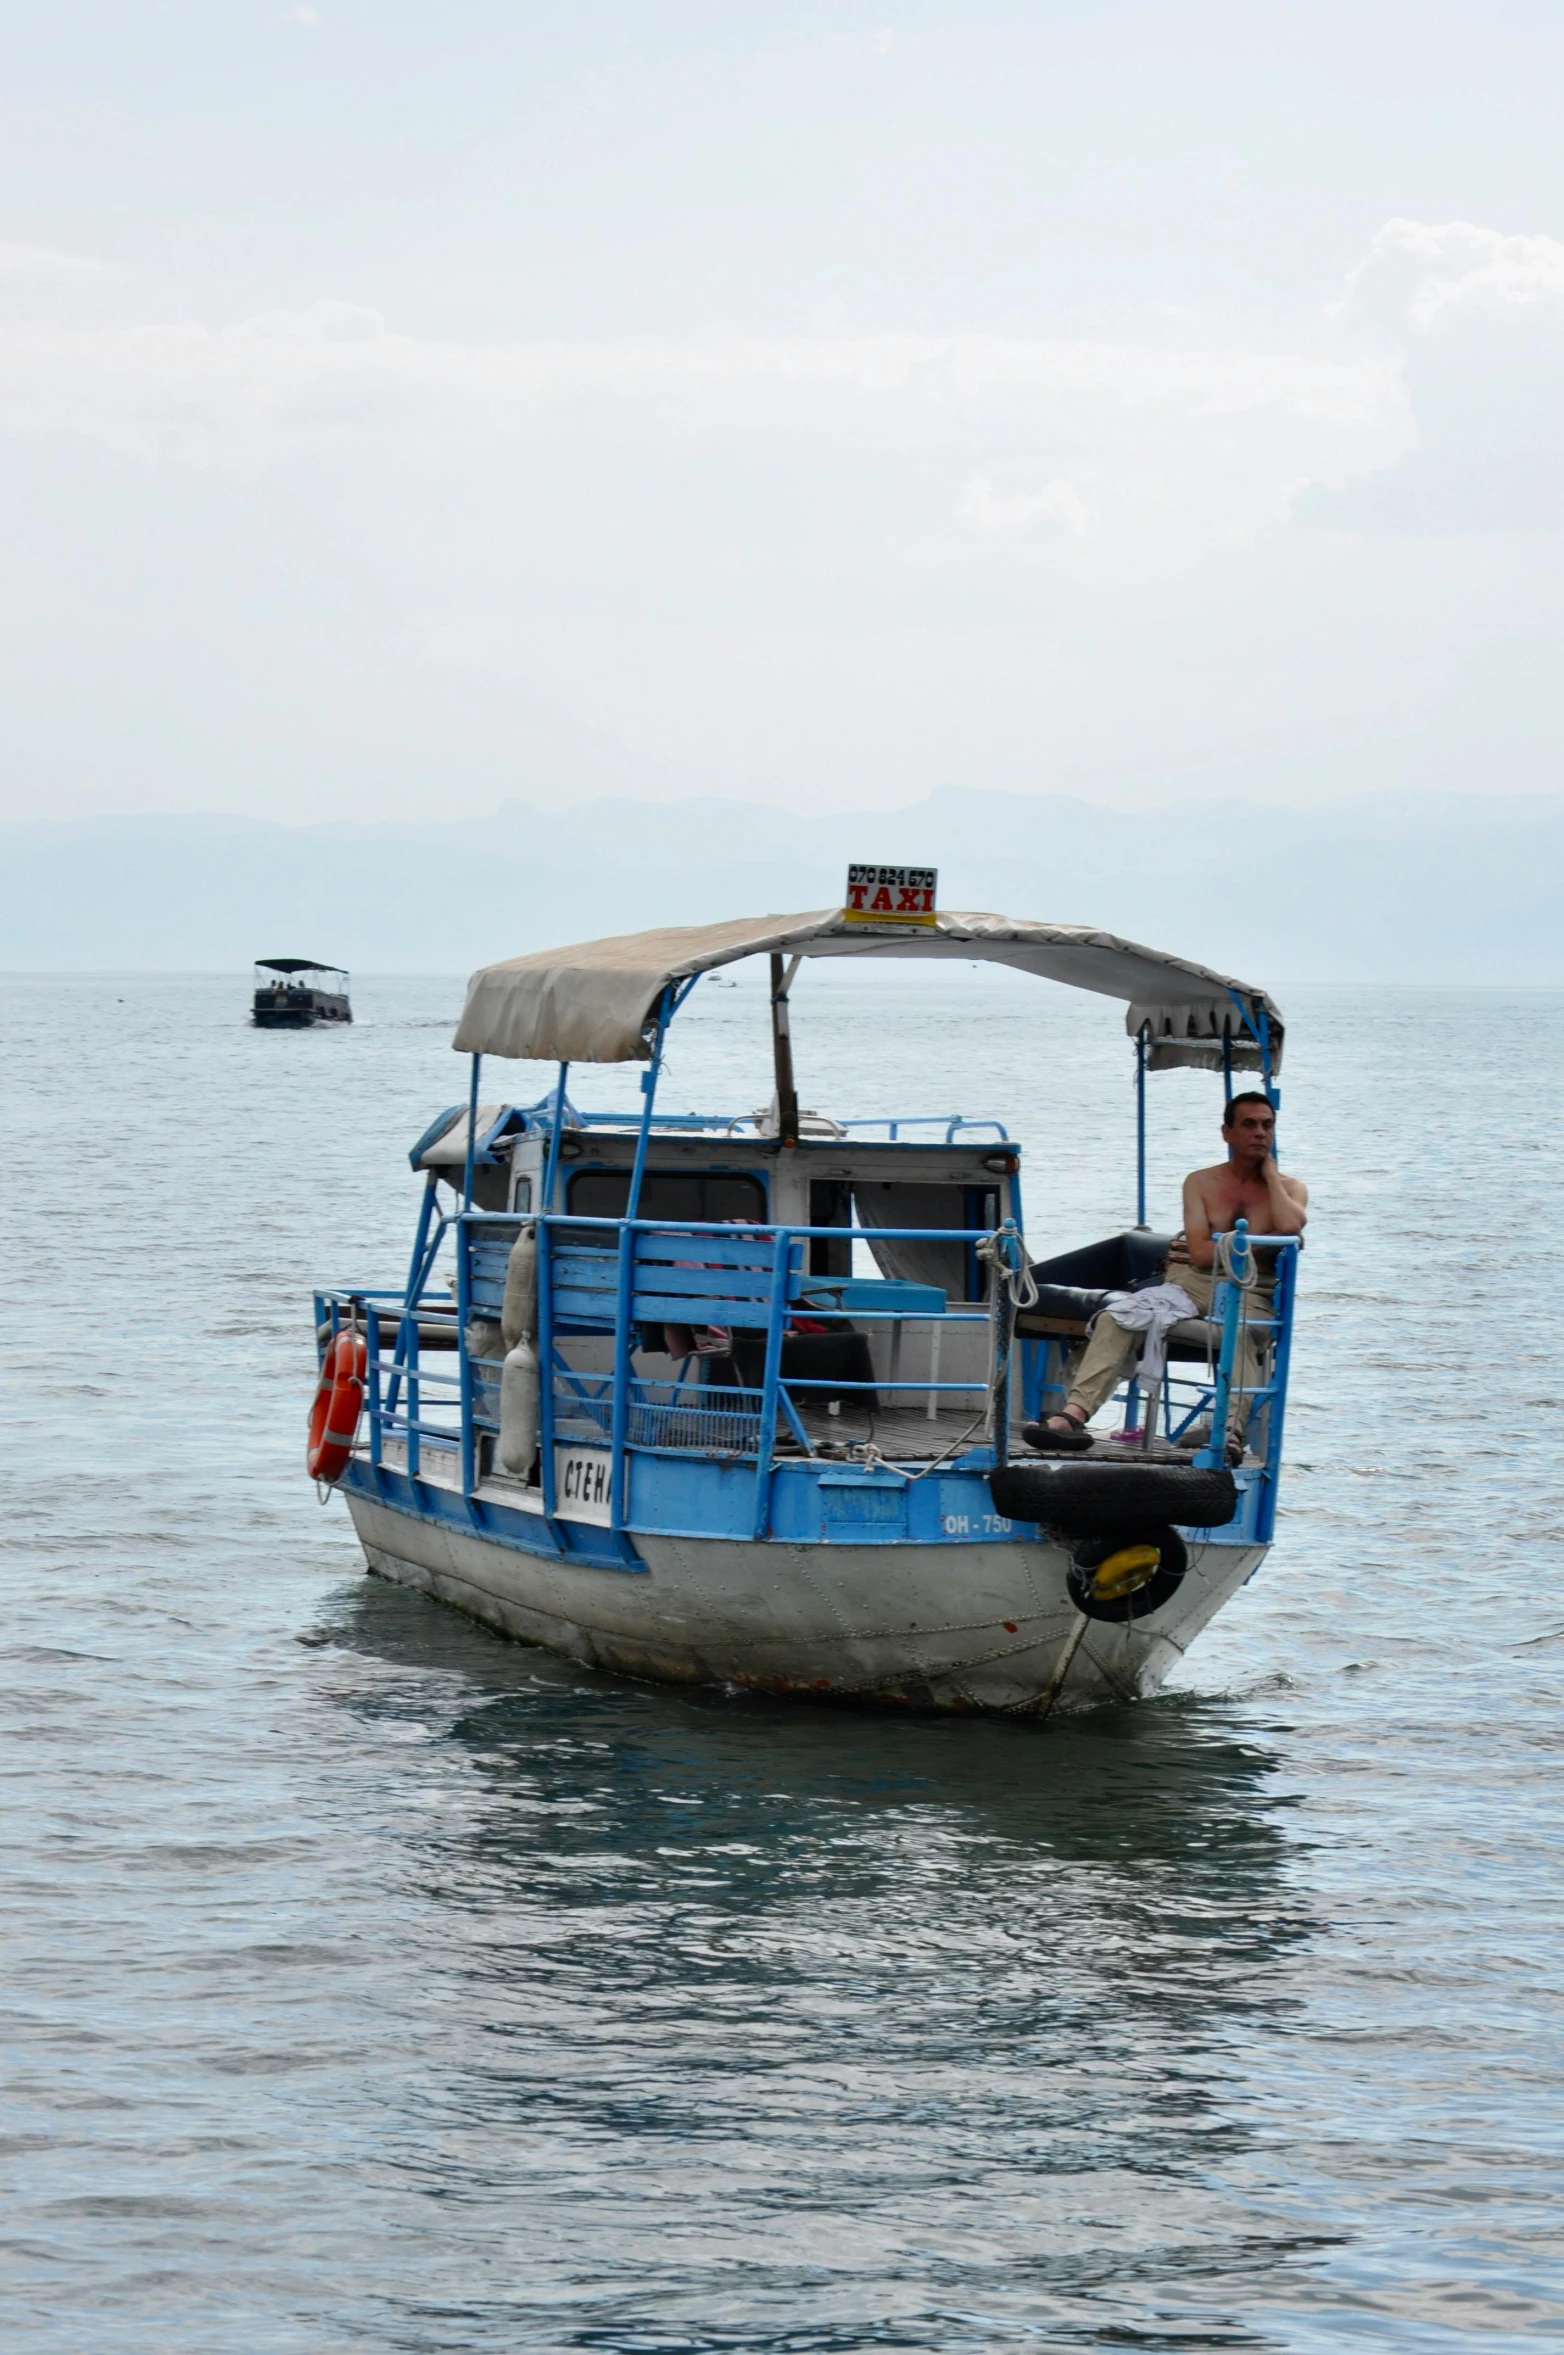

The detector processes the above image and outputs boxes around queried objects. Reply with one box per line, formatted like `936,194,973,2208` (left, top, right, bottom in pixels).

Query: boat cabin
409,1098,1022,1448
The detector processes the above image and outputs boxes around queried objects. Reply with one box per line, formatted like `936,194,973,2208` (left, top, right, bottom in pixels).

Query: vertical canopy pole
461,1054,482,1210
541,1063,570,1211
769,955,800,1148
1222,1029,1234,1103
1226,987,1279,1115
1259,1009,1279,1111
402,1170,439,1310
1197,1217,1251,1468
1135,1023,1148,1227
626,991,672,1221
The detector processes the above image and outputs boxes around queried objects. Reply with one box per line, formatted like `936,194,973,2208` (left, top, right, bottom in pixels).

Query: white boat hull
343,1484,1264,1715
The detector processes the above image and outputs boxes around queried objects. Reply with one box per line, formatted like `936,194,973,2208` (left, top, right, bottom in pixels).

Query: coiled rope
1213,1228,1259,1292
976,1219,1039,1309
1203,1229,1260,1444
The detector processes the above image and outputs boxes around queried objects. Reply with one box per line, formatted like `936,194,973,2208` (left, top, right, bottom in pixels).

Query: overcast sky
3,1,1561,824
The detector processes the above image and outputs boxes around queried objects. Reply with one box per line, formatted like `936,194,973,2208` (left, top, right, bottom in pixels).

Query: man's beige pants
1064,1265,1273,1431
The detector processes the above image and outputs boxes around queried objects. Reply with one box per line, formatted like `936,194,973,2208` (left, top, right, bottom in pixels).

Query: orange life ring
307,1329,367,1483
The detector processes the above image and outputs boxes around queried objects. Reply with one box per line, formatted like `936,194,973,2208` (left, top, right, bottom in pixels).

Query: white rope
972,1221,1036,1455
976,1222,1039,1309
1205,1229,1260,1450
1213,1229,1259,1292
845,1410,989,1483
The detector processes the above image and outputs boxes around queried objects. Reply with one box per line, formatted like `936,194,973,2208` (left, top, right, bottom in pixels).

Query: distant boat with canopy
252,958,352,1029
304,869,1298,1716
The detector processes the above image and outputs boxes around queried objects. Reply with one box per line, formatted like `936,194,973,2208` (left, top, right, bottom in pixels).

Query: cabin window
465,1164,512,1214
851,1183,999,1301
808,1181,852,1277
566,1169,768,1224
511,1176,533,1213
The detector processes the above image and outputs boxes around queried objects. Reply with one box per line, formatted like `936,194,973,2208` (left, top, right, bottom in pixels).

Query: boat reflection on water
312,1573,1324,2345
332,1576,1304,1899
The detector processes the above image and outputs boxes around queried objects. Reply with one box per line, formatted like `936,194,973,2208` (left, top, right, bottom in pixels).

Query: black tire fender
988,1459,1237,1538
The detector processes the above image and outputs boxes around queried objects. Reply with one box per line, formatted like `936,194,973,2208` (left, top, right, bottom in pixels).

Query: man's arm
1260,1158,1308,1235
1178,1170,1215,1270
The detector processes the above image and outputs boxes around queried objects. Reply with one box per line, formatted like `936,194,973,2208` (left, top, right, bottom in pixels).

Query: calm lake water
4,968,1563,2352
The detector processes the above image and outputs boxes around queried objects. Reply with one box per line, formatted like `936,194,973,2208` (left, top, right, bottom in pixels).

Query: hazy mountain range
3,786,1560,983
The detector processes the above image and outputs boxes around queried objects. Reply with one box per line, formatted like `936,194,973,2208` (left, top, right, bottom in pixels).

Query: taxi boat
253,957,352,1028
309,897,1298,1715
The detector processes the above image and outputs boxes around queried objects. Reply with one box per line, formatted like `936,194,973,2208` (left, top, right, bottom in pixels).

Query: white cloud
0,240,99,281
1304,217,1564,535
281,5,321,26
0,297,1408,484
958,475,1091,536
1340,218,1564,336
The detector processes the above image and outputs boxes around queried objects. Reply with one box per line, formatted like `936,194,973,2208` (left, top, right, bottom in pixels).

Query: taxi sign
843,865,938,927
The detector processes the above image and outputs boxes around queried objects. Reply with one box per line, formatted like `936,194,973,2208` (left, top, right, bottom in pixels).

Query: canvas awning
453,911,1282,1075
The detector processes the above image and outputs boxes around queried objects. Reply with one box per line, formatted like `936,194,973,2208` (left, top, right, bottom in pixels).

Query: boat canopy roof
453,910,1283,1075
255,956,347,977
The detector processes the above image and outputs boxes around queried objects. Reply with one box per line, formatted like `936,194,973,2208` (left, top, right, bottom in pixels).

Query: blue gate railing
315,1214,1297,1549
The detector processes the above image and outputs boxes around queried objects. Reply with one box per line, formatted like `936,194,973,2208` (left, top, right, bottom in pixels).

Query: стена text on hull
306,886,1301,1717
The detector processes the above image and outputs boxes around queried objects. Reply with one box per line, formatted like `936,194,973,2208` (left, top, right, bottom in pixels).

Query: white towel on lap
1095,1281,1198,1389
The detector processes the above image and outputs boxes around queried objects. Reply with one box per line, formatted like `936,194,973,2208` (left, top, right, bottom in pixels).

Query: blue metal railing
316,1215,1297,1550
1020,1229,1300,1542
459,1211,995,1538
313,1288,466,1481
535,1108,1011,1144
421,1087,1013,1148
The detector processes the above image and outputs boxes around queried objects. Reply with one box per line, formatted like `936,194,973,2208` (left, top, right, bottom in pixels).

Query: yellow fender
1091,1543,1162,1602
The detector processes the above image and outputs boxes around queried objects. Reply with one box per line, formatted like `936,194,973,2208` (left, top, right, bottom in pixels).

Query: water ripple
2,974,1562,2350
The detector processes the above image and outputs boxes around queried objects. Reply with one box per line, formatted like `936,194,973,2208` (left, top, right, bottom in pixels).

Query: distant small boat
252,958,352,1029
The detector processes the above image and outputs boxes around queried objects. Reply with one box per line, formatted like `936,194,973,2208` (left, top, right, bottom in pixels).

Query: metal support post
609,1217,637,1533
366,1305,383,1468
1258,1008,1278,1111
456,1212,475,1496
752,1228,795,1538
388,1169,441,1418
1255,1240,1298,1541
462,1054,482,1210
541,1063,570,1212
769,955,800,1146
537,1218,557,1515
626,990,672,1220
1135,1022,1148,1226
1196,1218,1249,1468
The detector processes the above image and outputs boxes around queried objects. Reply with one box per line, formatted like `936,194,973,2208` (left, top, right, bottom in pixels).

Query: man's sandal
1022,1412,1093,1453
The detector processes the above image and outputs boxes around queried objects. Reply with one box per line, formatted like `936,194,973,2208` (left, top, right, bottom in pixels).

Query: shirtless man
1031,1093,1307,1451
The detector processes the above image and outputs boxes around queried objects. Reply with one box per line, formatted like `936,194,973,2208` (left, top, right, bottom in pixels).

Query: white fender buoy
498,1338,541,1477
501,1223,538,1351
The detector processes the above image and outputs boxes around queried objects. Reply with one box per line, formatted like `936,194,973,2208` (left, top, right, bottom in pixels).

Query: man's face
1224,1103,1275,1161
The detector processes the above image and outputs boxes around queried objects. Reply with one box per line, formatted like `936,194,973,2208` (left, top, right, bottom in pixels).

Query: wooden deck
786,1399,1199,1464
